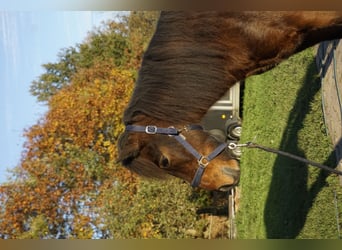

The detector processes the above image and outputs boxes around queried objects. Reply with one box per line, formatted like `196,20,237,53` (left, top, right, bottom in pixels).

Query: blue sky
0,11,123,183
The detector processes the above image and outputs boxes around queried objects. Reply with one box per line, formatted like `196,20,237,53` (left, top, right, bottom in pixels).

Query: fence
316,39,342,186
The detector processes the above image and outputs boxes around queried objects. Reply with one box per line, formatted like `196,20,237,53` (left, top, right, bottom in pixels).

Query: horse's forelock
128,156,169,180
117,132,137,161
117,131,169,180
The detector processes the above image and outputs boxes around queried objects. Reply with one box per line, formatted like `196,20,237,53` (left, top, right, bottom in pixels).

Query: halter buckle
145,125,158,134
198,156,210,168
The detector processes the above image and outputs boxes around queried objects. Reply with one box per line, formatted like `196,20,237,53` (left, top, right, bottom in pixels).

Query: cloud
0,12,24,182
0,12,20,74
0,13,17,131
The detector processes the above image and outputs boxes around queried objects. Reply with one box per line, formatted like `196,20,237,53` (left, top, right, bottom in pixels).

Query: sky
0,11,124,183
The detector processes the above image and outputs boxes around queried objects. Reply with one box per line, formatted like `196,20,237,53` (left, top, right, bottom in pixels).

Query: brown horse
118,11,342,191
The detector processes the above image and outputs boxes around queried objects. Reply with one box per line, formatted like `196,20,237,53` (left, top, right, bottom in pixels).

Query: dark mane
123,11,342,125
124,12,238,125
127,156,170,180
117,132,170,179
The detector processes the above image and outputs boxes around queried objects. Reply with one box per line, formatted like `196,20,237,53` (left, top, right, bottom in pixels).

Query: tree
102,178,212,239
0,60,137,239
1,12,222,239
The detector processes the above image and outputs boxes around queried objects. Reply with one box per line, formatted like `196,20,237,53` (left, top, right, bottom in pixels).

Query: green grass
236,48,342,239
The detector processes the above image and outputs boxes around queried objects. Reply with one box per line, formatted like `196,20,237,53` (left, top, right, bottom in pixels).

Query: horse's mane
123,12,241,125
123,11,342,125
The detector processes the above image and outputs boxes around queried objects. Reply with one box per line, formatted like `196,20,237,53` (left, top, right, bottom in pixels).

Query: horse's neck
124,11,342,126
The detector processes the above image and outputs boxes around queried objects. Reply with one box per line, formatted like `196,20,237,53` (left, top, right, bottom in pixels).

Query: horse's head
117,122,240,191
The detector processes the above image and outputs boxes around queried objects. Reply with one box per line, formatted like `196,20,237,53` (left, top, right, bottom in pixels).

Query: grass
236,47,342,239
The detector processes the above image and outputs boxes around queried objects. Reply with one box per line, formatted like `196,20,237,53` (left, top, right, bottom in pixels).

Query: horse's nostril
222,167,240,180
221,167,240,189
218,185,234,192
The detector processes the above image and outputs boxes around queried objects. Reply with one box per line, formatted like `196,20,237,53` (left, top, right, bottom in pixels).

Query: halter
125,124,227,187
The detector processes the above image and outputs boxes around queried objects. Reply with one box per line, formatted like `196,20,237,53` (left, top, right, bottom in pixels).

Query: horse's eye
159,155,170,168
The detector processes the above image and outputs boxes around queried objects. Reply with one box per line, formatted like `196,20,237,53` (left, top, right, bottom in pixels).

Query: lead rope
226,140,342,239
229,142,342,176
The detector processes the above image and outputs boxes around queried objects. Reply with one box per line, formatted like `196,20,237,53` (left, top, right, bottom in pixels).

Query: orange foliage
0,60,138,238
0,12,159,239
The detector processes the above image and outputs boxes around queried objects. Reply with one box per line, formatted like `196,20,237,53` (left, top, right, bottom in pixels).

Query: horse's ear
117,132,141,166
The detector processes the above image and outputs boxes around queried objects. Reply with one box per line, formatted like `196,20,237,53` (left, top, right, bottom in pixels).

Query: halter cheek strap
125,124,227,187
189,142,228,187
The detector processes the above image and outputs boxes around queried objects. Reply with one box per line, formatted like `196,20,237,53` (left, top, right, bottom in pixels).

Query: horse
118,11,342,191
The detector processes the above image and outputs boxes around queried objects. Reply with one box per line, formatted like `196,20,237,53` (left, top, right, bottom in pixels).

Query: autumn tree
0,60,137,238
0,11,161,239
29,47,79,102
0,11,218,239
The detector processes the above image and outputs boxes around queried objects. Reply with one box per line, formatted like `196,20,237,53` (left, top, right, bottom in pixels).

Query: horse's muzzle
218,167,240,192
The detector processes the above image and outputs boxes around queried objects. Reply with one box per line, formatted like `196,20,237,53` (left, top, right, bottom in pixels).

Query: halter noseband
125,124,227,187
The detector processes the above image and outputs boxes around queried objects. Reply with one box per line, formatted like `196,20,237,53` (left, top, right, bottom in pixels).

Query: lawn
236,47,342,239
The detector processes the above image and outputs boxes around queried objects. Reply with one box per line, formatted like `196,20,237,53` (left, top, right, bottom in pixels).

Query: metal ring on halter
228,142,237,150
145,125,158,134
198,156,210,168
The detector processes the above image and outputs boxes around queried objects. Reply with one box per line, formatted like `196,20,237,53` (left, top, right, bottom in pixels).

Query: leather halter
125,124,227,187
